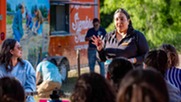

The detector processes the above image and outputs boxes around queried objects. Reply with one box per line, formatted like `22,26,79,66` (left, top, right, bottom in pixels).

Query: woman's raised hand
91,35,103,51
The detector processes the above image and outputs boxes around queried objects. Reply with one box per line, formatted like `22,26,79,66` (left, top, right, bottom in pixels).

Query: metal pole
77,49,80,77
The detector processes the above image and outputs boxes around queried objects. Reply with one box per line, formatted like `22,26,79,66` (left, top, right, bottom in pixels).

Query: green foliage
100,0,181,51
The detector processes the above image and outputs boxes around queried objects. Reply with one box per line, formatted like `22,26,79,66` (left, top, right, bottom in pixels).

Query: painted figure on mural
32,7,43,35
12,3,25,42
85,18,107,77
25,9,33,31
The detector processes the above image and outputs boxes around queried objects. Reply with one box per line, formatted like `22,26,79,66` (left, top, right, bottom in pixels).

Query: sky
7,0,50,12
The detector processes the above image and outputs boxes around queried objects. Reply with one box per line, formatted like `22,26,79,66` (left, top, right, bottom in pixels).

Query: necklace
116,32,127,41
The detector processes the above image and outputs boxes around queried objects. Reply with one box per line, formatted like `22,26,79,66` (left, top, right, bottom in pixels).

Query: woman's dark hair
159,44,179,67
114,8,134,34
70,72,116,102
144,50,168,76
0,39,24,72
117,69,169,102
107,57,134,92
18,4,23,9
0,77,25,102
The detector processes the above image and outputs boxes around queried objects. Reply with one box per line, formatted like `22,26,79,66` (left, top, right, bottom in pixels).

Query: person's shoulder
88,27,94,31
134,30,144,35
22,60,30,64
99,26,106,30
166,80,180,93
0,64,5,71
22,60,33,67
133,30,146,39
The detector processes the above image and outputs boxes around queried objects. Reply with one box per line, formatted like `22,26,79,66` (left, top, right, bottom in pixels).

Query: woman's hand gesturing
91,35,103,51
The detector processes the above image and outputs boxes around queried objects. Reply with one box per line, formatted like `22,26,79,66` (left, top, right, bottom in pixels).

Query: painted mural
6,0,50,66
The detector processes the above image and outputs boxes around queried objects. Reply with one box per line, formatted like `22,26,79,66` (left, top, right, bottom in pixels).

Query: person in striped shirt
160,44,181,91
144,49,181,101
91,8,149,68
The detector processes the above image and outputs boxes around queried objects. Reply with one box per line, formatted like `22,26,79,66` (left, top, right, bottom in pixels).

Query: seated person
107,57,134,92
70,72,116,102
144,50,181,101
0,76,25,102
117,69,169,102
159,44,181,91
36,58,63,98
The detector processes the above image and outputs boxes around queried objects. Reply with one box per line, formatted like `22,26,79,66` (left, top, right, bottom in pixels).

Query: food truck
0,0,100,80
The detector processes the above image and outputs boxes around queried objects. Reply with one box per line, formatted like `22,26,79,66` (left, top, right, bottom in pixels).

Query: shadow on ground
62,77,78,95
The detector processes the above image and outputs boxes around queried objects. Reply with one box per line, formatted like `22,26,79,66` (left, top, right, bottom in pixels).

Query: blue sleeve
36,62,42,73
24,61,36,92
23,61,36,102
17,10,23,35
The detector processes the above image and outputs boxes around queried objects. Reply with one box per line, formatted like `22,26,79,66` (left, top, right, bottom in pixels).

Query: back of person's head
107,57,134,91
117,69,169,102
70,72,116,102
0,77,25,102
144,49,168,76
159,44,179,67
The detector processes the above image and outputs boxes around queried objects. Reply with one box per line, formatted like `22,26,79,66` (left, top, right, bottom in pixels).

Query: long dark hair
114,8,134,34
70,72,116,102
0,39,24,72
117,69,169,102
159,44,179,67
144,50,168,76
107,57,134,92
0,77,25,102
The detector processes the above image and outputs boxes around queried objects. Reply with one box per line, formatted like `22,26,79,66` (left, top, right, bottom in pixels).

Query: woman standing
0,38,36,102
92,8,149,68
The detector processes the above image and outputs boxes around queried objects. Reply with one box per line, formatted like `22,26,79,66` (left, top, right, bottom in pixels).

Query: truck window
50,4,69,35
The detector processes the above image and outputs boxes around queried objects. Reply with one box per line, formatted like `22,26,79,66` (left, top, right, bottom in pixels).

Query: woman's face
114,12,130,33
34,11,38,16
10,42,22,58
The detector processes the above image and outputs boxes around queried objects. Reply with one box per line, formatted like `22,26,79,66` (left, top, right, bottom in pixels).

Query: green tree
100,0,181,50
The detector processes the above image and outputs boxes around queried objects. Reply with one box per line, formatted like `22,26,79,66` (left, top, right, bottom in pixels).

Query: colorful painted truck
0,0,100,80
